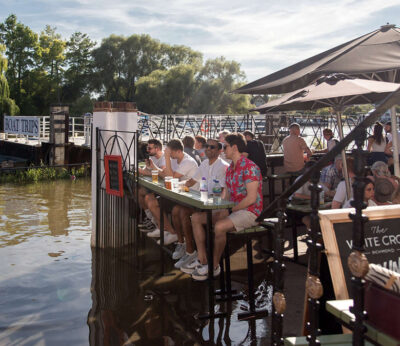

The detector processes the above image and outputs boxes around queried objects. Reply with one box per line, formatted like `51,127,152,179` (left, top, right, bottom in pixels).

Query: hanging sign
4,116,40,137
104,155,124,197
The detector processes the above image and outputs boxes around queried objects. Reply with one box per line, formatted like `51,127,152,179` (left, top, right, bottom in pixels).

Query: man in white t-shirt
171,139,229,269
332,158,355,209
138,139,166,231
146,139,199,244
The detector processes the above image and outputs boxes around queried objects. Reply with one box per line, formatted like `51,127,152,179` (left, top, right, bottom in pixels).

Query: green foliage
189,57,251,113
0,15,39,111
0,164,89,184
70,94,93,116
0,14,251,115
63,32,96,102
0,44,18,119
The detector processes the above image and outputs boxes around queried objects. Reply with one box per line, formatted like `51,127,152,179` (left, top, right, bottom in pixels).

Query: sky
1,0,400,82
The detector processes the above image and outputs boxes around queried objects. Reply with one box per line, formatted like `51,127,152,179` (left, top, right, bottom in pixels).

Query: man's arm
185,178,197,187
160,148,174,178
232,180,259,212
385,141,393,156
331,200,342,209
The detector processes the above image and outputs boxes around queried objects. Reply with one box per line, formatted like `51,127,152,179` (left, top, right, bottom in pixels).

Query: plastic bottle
319,190,325,205
200,177,208,202
212,179,222,203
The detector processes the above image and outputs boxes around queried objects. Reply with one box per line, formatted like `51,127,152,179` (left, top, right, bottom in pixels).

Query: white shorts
228,210,258,232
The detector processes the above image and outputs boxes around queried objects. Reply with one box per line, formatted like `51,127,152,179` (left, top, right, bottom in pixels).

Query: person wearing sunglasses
182,133,263,281
173,139,229,270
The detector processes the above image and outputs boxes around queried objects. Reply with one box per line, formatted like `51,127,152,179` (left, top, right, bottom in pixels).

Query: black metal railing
95,128,139,249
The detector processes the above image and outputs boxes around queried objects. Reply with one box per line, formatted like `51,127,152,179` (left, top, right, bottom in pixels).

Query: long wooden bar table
139,176,235,319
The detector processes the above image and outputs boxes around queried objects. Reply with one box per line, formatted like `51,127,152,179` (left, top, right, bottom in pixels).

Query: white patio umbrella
253,74,400,197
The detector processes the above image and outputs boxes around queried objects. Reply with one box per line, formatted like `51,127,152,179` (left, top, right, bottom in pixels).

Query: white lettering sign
4,116,40,137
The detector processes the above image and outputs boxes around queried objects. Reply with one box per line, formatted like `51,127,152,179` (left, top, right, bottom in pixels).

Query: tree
189,57,251,113
136,64,198,113
92,34,203,102
37,25,66,104
63,32,96,102
0,14,39,110
0,44,18,130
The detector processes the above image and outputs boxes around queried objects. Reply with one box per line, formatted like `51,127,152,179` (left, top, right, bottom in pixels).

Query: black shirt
245,140,267,176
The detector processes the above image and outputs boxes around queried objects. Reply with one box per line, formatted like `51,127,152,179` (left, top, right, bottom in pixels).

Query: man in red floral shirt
181,133,263,281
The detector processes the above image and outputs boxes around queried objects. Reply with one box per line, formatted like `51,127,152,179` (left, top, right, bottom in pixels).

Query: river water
0,179,92,345
0,179,273,345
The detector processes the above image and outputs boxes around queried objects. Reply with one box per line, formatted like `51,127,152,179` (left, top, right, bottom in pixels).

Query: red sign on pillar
104,155,124,197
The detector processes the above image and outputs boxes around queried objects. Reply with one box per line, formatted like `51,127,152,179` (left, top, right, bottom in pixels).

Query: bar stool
216,224,272,321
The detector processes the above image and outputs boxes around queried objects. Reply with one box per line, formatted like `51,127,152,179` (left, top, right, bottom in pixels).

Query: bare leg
191,212,208,264
172,205,184,243
213,218,235,267
145,194,176,234
138,187,148,210
192,210,229,264
180,207,195,253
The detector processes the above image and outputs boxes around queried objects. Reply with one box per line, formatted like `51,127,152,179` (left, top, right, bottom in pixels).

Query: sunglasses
205,144,218,149
223,144,229,150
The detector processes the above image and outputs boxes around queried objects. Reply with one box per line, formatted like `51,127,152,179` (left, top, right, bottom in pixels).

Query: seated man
243,130,267,177
320,156,343,198
181,133,263,281
282,123,312,174
171,138,229,269
331,157,355,209
182,135,201,165
194,135,207,161
138,139,166,231
145,139,198,245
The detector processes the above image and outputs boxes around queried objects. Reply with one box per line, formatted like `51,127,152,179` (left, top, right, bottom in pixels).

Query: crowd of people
138,131,265,281
137,123,400,281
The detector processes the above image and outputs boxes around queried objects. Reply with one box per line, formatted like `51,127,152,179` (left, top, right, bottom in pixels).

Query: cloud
1,0,400,81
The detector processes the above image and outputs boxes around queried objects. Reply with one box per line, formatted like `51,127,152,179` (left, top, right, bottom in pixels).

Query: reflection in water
0,179,92,345
88,243,271,345
0,179,271,345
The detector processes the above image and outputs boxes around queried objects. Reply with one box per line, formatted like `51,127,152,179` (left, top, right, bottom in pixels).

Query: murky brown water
0,178,272,345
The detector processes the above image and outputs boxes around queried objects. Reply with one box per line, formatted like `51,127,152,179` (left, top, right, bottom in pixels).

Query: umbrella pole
336,110,351,199
390,107,399,177
390,71,400,177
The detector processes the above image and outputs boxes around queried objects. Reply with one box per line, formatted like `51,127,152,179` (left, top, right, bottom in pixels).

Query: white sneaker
180,258,201,274
157,232,178,245
191,264,221,281
175,251,197,269
172,242,186,260
147,228,161,238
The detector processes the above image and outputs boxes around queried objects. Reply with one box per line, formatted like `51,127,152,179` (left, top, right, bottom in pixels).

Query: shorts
228,210,258,232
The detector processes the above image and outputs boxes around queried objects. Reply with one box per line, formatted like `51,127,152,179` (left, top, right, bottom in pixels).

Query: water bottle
319,190,325,205
200,177,208,202
212,179,222,203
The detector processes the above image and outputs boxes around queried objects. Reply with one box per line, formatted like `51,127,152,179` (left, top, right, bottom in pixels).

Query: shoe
180,258,201,274
172,242,186,260
157,232,178,245
139,219,155,233
175,251,197,269
147,228,161,238
139,217,155,228
191,264,221,281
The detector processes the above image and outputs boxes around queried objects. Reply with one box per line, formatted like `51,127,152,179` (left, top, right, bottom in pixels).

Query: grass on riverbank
0,165,89,184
